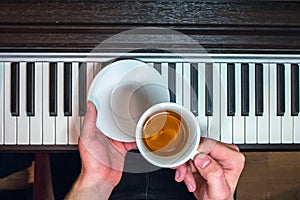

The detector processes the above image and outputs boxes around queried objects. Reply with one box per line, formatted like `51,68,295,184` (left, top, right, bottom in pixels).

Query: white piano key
245,63,257,144
17,62,29,144
88,63,94,101
295,119,300,143
43,62,55,144
161,63,168,85
81,62,94,127
198,63,208,138
175,63,183,105
93,62,102,77
4,62,17,144
282,64,293,143
294,63,300,143
208,63,221,141
56,62,68,144
30,62,43,144
233,63,245,144
269,64,281,143
69,62,80,144
220,63,233,143
87,62,94,102
183,63,191,110
0,62,4,144
257,63,270,143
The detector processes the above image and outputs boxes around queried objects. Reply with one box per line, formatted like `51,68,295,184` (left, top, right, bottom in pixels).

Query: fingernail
196,155,211,169
175,170,180,179
187,183,194,192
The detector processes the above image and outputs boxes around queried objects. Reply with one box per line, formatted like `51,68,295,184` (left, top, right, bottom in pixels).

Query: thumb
194,154,231,200
83,102,97,125
81,102,98,139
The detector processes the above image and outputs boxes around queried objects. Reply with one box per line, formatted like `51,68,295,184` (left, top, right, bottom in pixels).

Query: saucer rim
87,59,170,142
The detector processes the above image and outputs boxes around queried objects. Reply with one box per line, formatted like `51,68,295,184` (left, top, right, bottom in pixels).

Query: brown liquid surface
142,110,187,155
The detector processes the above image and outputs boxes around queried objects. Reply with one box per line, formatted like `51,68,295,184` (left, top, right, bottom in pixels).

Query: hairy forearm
65,173,114,200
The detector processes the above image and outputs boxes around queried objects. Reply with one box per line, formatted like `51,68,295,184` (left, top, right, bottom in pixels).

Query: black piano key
191,63,198,116
168,63,176,103
227,63,235,116
291,64,299,116
255,63,264,116
241,63,249,116
49,62,57,116
79,62,87,116
26,62,35,116
205,63,213,116
11,62,19,116
154,63,161,74
64,62,72,116
277,64,285,116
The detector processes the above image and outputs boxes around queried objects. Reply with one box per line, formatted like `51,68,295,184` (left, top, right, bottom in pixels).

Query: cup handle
190,150,200,160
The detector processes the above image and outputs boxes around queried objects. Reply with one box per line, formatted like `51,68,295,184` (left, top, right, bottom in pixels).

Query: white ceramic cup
136,102,201,168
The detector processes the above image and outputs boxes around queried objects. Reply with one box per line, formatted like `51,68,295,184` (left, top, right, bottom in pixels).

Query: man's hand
66,102,136,199
174,140,245,200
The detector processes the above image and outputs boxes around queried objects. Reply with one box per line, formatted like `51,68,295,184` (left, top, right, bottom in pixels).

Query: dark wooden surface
0,0,300,53
1,1,300,25
0,145,78,152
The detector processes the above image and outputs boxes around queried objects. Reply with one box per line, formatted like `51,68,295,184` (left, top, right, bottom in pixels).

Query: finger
208,142,245,170
83,102,97,125
199,138,239,153
223,143,240,152
174,163,188,182
194,154,231,200
124,142,137,151
199,139,244,170
80,102,98,139
183,164,196,192
111,140,137,154
189,160,198,173
197,138,218,155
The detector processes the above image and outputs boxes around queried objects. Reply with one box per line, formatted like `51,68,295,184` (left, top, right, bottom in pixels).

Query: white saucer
88,59,170,142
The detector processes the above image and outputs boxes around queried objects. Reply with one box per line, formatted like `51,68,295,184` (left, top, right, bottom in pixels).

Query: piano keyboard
1,53,300,151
